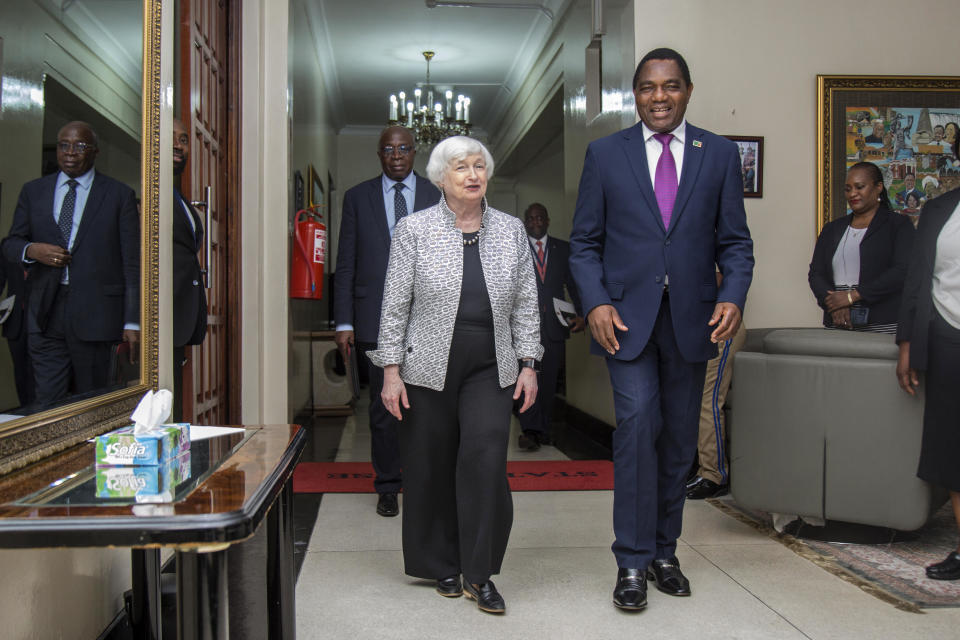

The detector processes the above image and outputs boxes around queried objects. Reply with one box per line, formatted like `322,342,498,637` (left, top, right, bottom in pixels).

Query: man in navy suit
3,121,140,407
517,202,583,451
172,118,208,421
334,126,440,517
570,49,753,610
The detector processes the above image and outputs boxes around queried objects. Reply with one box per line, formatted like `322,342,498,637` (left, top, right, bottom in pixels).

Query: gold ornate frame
817,74,960,234
0,0,160,474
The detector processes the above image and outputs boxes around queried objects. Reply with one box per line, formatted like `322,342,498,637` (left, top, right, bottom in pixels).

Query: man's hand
513,367,538,413
123,329,140,364
334,329,355,357
708,302,741,343
896,341,919,396
587,304,628,355
25,242,71,268
569,315,586,333
381,364,409,420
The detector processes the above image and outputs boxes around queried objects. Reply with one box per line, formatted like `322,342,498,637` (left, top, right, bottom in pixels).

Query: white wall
241,0,291,425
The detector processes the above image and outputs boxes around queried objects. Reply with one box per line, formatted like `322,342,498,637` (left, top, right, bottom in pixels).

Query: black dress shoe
686,476,729,500
926,552,960,580
647,557,691,596
436,575,463,597
612,568,647,610
376,492,399,517
518,431,541,451
464,580,505,613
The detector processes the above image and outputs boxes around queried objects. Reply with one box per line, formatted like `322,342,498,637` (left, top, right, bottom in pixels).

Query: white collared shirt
641,120,686,187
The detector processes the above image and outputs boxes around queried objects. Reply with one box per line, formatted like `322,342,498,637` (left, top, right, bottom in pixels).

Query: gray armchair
727,328,947,531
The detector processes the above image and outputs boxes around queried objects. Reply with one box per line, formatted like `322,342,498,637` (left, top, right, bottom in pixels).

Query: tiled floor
293,402,960,639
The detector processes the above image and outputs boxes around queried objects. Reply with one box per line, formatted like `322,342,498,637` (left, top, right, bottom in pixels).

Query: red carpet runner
293,460,613,493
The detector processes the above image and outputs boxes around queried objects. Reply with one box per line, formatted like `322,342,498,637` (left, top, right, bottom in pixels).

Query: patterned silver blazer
367,198,543,391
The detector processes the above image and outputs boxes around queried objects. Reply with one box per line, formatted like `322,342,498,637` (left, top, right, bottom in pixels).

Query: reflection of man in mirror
333,126,441,517
2,121,140,406
172,118,208,420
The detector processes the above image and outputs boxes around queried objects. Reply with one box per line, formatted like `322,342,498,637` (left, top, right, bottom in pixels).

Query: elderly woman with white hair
367,135,542,614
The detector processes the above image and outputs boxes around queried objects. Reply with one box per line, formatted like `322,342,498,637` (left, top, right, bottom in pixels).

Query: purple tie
653,133,678,229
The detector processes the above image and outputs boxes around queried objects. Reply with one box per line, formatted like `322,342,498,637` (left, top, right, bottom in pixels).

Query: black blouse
455,231,494,329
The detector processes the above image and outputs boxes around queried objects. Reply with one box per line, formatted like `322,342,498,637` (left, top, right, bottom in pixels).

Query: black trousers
400,325,514,585
918,310,960,491
29,286,111,407
518,336,563,435
358,341,402,494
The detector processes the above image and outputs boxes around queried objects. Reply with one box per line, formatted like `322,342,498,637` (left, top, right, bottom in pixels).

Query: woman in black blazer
897,162,960,581
809,162,915,333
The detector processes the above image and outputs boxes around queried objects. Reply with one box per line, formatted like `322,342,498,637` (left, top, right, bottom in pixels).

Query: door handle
190,185,213,289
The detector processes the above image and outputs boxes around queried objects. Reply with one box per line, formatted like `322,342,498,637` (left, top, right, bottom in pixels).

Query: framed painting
817,75,960,233
725,135,763,198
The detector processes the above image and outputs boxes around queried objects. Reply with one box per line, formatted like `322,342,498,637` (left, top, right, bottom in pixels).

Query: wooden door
178,0,239,424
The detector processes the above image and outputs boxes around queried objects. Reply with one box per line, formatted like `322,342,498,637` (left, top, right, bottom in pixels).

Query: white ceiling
302,0,572,133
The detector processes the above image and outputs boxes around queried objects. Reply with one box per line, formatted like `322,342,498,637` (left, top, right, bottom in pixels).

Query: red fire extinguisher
290,208,326,299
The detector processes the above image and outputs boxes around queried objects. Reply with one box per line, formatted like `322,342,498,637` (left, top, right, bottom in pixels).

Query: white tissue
132,389,173,435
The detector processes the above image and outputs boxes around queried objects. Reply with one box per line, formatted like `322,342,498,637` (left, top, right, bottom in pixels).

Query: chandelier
387,51,471,147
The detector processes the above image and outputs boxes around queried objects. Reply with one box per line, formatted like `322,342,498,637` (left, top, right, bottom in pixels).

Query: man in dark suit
172,118,208,421
334,126,440,517
570,48,754,610
517,202,583,451
3,121,140,407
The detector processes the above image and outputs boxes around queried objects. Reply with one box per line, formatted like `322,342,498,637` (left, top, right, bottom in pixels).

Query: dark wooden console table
0,424,306,640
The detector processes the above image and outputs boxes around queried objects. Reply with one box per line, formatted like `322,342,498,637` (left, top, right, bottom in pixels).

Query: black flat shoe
464,580,505,613
612,568,647,611
646,557,691,596
518,431,541,451
436,575,463,597
376,492,399,517
926,552,960,580
686,477,729,500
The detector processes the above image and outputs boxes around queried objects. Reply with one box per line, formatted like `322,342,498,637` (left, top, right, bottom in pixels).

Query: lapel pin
692,140,703,148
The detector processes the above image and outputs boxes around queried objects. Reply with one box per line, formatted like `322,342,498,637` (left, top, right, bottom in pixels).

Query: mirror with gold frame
0,0,159,473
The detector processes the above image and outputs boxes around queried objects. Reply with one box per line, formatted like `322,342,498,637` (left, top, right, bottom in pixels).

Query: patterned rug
709,498,960,611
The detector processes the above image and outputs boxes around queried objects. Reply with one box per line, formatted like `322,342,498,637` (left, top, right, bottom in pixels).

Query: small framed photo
725,135,764,198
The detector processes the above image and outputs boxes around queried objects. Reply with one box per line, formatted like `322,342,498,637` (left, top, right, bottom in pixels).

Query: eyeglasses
380,144,414,157
57,141,96,154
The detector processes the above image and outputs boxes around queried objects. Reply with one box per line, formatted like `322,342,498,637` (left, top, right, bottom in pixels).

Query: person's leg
358,342,402,496
536,338,563,435
455,331,514,585
28,291,71,406
606,345,661,570
400,382,461,580
952,491,960,552
694,348,723,483
654,301,706,561
66,336,112,394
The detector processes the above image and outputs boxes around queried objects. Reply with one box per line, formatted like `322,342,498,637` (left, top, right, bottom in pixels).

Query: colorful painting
725,135,764,198
845,107,960,224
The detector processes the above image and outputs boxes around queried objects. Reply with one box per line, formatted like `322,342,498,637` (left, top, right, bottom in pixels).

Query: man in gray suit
334,126,440,516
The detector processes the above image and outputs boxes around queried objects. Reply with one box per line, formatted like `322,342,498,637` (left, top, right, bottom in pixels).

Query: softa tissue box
95,452,192,501
95,423,191,466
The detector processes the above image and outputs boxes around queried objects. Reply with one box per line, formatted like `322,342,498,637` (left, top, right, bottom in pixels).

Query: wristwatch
519,358,539,372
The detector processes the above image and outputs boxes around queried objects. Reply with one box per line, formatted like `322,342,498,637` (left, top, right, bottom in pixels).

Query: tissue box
95,423,191,466
95,451,192,501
